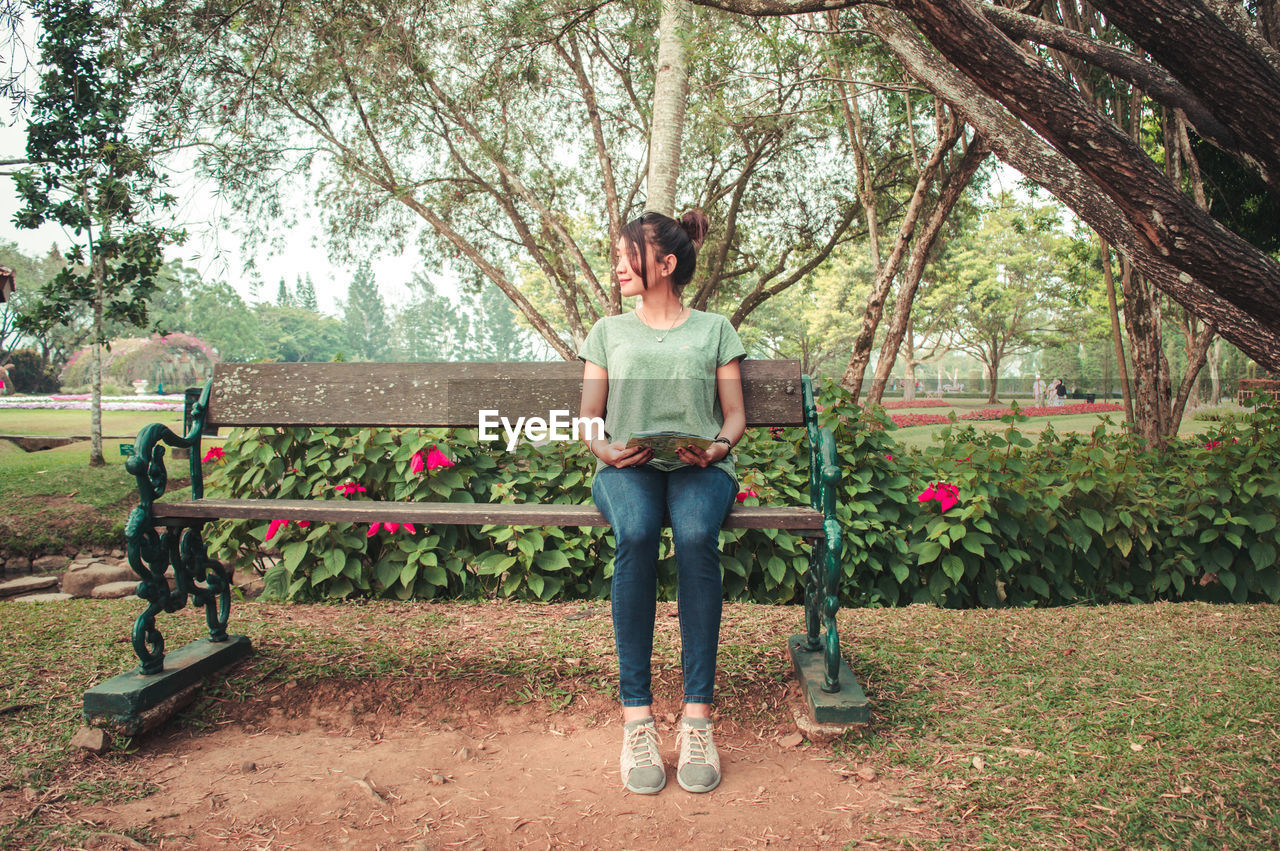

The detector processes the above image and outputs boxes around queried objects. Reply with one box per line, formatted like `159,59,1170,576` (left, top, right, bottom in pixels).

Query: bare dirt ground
73,677,941,850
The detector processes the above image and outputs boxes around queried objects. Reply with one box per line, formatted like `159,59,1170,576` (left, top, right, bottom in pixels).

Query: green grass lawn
0,407,184,437
0,599,1275,848
0,409,190,558
881,400,1213,451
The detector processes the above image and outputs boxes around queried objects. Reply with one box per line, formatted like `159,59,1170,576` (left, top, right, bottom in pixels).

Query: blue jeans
592,464,738,707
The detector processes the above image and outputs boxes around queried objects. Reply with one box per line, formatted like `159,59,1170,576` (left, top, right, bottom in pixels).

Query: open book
624,431,714,464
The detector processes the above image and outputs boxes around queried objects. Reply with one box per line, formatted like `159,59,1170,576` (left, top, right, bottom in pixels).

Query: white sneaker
676,717,721,792
620,717,665,794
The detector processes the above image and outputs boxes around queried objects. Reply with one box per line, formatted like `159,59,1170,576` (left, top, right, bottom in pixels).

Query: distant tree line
0,239,538,383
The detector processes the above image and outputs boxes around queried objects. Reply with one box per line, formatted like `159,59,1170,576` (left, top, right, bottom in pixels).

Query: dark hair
619,209,709,294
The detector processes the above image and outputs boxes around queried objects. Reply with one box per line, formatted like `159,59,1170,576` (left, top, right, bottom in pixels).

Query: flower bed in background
881,399,951,409
886,402,1125,428
0,395,184,411
960,403,1125,421
889,412,953,428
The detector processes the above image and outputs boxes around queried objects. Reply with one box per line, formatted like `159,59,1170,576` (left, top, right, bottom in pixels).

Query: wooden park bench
86,361,867,734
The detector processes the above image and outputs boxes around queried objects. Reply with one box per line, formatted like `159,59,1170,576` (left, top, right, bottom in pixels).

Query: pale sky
0,114,429,318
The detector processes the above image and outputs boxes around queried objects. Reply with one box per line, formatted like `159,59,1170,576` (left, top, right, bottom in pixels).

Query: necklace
639,305,685,342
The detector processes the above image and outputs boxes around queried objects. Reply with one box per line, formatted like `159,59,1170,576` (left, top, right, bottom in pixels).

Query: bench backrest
205,361,805,429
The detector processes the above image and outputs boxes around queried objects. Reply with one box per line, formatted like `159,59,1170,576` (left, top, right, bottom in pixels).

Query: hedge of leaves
200,385,1280,607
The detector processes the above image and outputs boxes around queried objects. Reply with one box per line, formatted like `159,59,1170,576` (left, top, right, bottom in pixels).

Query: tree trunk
1100,238,1135,425
90,258,104,467
1121,262,1174,445
984,357,998,404
1207,337,1223,404
839,110,961,399
1172,318,1214,428
646,0,691,217
867,134,989,405
902,354,917,403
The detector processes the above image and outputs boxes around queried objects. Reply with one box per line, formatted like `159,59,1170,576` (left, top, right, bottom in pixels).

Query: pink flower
736,489,759,503
1203,440,1222,449
367,523,381,537
884,454,894,462
265,519,287,542
425,445,454,470
410,451,425,474
385,522,400,534
934,483,959,512
918,482,959,512
202,446,226,463
296,521,310,528
335,483,367,497
402,523,416,534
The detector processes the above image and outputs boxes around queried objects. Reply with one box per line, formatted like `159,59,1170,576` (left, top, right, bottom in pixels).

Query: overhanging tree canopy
685,0,1280,373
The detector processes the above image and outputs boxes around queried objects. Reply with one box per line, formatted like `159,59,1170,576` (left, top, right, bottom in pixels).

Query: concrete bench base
84,635,252,736
788,635,870,725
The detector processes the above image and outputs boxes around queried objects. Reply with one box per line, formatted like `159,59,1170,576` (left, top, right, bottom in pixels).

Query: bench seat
153,498,826,530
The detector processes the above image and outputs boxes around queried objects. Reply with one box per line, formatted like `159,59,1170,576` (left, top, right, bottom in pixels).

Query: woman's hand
592,440,654,468
675,440,730,468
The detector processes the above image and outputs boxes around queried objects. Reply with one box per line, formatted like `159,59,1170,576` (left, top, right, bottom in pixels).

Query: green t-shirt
577,308,748,486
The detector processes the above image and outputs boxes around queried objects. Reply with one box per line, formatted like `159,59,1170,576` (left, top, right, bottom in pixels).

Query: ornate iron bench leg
84,384,250,736
804,535,823,652
126,507,179,675
821,518,844,694
178,525,231,643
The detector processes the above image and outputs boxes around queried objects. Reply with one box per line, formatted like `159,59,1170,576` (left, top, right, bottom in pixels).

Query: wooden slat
205,360,805,428
153,498,826,531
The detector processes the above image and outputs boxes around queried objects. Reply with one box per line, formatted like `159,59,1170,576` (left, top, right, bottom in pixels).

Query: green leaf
1250,541,1276,571
1080,508,1104,535
263,565,288,599
374,559,400,589
1258,570,1280,602
915,541,942,565
535,550,571,571
1024,575,1050,597
282,541,308,575
399,561,419,588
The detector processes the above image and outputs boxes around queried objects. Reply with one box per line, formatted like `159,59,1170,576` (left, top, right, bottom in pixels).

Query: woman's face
615,235,675,298
615,236,651,298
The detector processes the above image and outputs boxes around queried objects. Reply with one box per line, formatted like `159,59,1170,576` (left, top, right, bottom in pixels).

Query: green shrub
4,349,60,394
200,385,1280,607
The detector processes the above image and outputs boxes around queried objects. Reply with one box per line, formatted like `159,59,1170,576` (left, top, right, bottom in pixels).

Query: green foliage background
203,386,1280,607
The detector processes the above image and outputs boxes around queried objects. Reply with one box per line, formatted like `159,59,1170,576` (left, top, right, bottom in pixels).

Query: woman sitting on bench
578,209,747,795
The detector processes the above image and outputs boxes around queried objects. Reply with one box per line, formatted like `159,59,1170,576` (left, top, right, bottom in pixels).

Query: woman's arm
676,359,745,468
580,361,652,467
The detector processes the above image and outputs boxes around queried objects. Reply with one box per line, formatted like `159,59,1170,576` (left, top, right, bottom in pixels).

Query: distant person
1055,378,1067,406
1032,374,1046,406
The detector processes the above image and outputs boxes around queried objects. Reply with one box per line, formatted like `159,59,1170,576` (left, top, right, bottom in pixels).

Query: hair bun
679,209,709,250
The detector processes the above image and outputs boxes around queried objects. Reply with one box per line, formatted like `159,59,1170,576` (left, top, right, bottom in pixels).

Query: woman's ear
658,253,677,278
